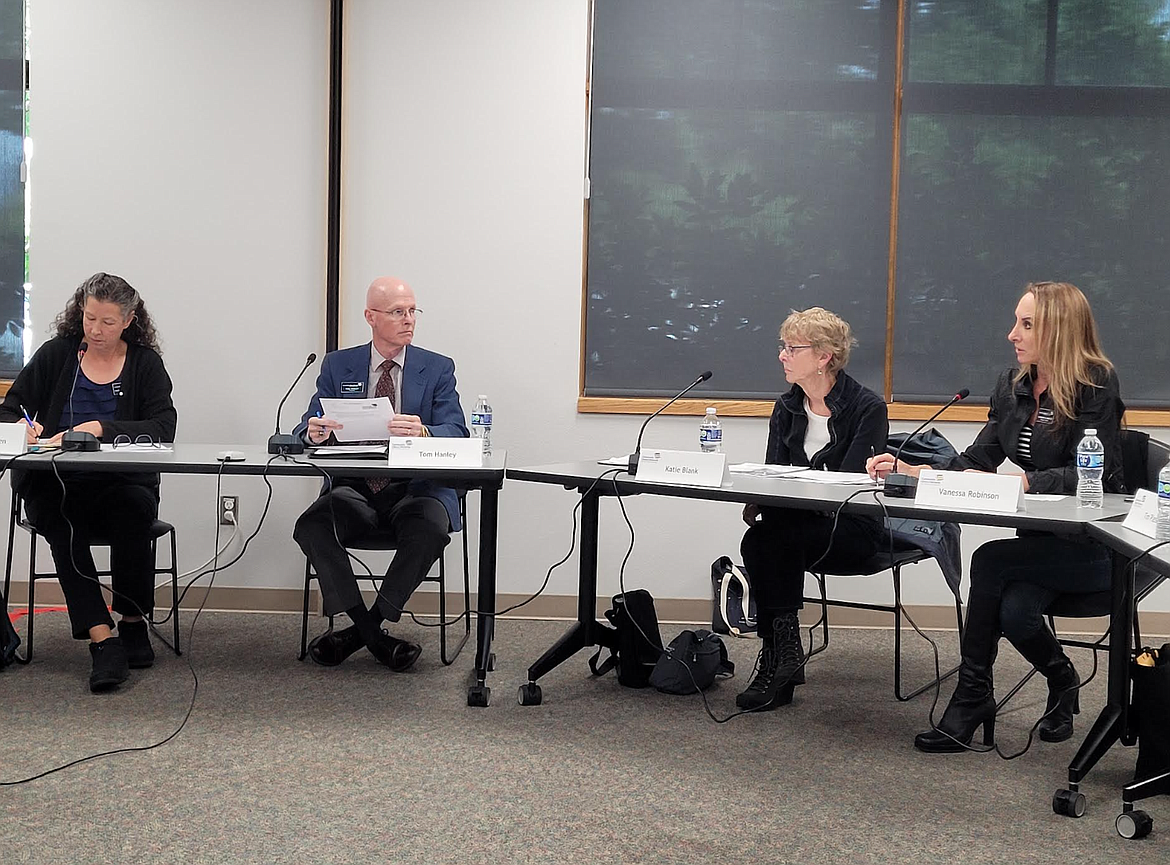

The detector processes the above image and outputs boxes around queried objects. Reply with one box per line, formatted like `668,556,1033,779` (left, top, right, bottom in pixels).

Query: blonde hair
779,307,857,375
1014,281,1112,423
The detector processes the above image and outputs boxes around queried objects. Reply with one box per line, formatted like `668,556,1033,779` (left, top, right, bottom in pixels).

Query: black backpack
589,589,663,688
1,587,19,670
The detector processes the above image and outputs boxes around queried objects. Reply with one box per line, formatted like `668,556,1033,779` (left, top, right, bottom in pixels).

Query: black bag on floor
710,556,756,637
650,629,734,694
1131,643,1170,782
1,588,19,669
589,589,663,688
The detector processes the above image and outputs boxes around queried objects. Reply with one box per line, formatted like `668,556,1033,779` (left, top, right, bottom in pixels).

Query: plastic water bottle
1157,460,1170,541
470,395,492,456
1076,428,1104,509
699,407,722,454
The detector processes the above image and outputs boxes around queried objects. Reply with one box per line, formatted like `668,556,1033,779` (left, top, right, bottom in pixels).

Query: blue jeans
968,534,1112,644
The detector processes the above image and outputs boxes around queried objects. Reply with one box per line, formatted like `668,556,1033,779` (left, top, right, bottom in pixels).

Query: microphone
628,371,713,475
268,352,318,455
883,388,970,498
62,341,99,452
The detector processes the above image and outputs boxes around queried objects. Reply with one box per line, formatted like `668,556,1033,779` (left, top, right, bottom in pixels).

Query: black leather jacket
943,365,1125,495
765,371,889,473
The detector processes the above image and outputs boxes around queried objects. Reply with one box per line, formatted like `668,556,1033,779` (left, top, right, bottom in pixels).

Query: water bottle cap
706,407,717,414
478,394,487,400
1084,428,1097,436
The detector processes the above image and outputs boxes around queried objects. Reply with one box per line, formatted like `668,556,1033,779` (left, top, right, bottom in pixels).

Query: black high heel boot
736,611,804,710
1013,628,1080,743
914,591,1000,753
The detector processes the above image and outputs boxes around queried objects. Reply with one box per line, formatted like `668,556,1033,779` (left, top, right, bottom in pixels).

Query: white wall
21,0,1169,614
24,0,329,590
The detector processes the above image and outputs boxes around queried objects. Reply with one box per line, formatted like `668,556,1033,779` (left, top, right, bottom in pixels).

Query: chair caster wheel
467,685,490,707
1116,810,1153,839
518,682,542,706
1053,788,1086,818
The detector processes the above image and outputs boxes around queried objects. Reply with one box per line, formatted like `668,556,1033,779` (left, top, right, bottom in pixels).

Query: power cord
0,454,273,785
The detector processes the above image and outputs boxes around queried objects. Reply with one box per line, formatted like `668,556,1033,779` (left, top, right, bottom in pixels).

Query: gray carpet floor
0,611,1163,864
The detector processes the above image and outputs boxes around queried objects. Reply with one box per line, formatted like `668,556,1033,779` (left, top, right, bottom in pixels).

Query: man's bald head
364,276,419,356
366,276,415,310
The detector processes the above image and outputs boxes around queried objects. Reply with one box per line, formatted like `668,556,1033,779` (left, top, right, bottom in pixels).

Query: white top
369,344,406,411
803,398,831,463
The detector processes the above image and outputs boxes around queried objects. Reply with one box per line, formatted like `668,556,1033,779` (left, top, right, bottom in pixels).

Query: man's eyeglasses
369,307,422,321
778,341,813,355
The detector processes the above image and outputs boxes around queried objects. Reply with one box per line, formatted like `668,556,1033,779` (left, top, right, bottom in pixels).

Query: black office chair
997,431,1170,717
2,488,182,663
805,541,966,700
298,493,471,665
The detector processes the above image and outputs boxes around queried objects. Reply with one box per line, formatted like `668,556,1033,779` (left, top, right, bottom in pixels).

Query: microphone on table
268,352,318,455
882,387,970,498
62,341,100,452
628,371,713,475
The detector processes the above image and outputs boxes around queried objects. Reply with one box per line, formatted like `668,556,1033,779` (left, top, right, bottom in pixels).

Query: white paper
1024,494,1066,502
309,445,387,457
728,463,874,485
598,455,631,467
99,443,175,453
319,397,393,442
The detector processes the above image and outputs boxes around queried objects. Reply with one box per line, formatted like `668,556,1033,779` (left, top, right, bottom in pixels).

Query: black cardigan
765,370,889,473
0,336,176,490
943,365,1125,495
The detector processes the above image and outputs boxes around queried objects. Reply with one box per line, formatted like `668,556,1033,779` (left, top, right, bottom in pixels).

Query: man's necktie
367,359,397,494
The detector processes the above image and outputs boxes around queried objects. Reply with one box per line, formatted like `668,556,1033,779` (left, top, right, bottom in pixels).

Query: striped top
59,371,121,432
1015,422,1036,469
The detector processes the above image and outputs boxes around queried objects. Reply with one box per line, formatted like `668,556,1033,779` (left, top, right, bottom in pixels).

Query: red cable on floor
8,606,70,623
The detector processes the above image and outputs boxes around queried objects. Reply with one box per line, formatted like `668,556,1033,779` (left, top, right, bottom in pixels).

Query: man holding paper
292,276,468,671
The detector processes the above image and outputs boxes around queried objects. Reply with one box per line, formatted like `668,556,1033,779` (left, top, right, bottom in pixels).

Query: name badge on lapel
111,381,124,397
1035,407,1054,426
340,381,364,395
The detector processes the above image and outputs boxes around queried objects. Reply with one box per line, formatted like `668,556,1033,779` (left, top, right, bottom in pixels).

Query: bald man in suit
293,277,468,670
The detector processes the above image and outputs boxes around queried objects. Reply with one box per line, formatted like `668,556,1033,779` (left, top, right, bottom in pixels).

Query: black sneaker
89,637,130,693
118,619,155,669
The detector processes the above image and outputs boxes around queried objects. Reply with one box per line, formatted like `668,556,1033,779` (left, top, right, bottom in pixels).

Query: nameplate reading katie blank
636,448,726,487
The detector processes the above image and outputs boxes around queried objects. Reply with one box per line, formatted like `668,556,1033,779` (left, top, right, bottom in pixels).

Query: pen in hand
19,403,34,429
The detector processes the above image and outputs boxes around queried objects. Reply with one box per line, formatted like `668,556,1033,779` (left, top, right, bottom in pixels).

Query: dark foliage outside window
585,0,1170,406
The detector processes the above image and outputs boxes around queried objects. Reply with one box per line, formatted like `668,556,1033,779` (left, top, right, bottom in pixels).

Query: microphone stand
883,389,969,498
629,371,713,475
62,342,100,452
268,353,318,455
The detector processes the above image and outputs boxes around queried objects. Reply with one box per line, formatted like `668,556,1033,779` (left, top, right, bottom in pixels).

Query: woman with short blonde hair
737,306,887,711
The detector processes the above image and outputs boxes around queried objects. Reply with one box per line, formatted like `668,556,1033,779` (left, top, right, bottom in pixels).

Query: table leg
518,488,608,706
467,486,499,707
1055,548,1134,815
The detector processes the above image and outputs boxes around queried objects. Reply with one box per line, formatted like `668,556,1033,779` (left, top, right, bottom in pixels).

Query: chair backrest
1147,436,1170,492
1120,429,1150,494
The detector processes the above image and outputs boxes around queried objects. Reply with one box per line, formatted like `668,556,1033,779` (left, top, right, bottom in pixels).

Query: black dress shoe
89,637,130,693
370,631,422,672
308,625,365,666
118,619,155,669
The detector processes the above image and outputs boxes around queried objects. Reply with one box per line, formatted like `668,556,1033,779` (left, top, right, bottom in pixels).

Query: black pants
292,481,450,623
740,507,883,627
968,534,1112,644
21,475,158,640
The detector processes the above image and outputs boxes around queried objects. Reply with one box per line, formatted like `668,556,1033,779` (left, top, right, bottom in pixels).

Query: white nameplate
0,421,28,455
388,437,484,468
636,449,726,487
1122,488,1160,539
915,469,1025,513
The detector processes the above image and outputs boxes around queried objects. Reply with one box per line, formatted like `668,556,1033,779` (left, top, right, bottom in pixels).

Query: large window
0,0,23,379
583,0,1170,413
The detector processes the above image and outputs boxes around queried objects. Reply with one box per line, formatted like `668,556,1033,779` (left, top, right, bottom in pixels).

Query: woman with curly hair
0,272,176,692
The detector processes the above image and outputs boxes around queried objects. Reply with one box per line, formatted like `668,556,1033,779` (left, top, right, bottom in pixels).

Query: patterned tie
367,359,397,494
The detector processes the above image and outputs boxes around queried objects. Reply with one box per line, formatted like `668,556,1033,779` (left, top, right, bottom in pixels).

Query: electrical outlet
219,495,239,526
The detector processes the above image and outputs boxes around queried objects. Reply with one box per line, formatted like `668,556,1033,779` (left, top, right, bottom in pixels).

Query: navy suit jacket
294,342,469,530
